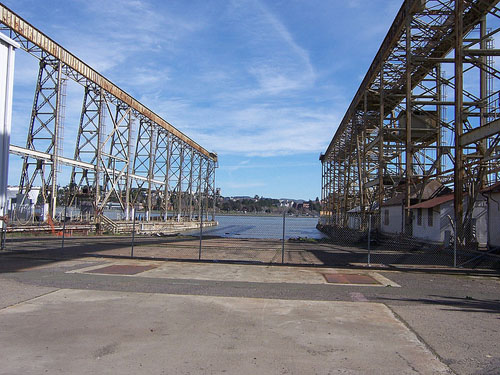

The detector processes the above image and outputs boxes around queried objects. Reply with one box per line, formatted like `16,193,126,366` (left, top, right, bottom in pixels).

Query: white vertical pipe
0,35,18,227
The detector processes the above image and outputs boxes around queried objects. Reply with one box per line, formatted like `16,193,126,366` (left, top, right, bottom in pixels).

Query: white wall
488,192,500,248
412,207,442,243
348,215,361,230
381,205,403,234
439,202,454,243
471,198,487,246
412,199,488,246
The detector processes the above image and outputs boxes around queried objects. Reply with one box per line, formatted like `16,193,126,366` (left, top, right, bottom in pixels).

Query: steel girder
19,56,66,217
0,4,215,160
321,0,500,241
0,4,217,223
70,84,100,195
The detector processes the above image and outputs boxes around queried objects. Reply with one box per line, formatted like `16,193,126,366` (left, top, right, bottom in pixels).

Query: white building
380,180,451,235
481,181,500,248
347,206,362,230
380,195,405,234
6,186,41,209
408,194,488,246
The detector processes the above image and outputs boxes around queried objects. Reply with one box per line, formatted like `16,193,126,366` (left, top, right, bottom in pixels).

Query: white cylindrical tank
0,33,19,225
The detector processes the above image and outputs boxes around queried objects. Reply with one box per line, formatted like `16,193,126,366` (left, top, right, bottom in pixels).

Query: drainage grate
87,265,156,275
322,273,380,285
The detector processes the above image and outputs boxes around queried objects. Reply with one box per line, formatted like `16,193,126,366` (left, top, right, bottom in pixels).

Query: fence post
453,216,457,268
367,214,371,267
131,207,136,258
61,204,67,249
281,210,285,264
199,204,203,260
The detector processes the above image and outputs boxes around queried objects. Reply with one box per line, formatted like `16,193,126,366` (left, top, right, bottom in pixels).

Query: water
202,215,325,240
53,208,324,240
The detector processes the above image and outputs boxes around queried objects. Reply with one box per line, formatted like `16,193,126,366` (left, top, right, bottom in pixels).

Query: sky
5,0,402,200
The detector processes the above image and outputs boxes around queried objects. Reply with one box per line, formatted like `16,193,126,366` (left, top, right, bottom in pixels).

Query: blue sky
5,0,401,200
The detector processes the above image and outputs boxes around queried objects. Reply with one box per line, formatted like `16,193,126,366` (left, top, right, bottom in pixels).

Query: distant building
279,199,296,208
231,196,252,201
380,194,405,234
347,206,362,230
6,186,41,209
380,180,450,235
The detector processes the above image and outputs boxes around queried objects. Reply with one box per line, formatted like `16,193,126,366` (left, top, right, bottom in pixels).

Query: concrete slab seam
0,288,60,312
384,303,457,375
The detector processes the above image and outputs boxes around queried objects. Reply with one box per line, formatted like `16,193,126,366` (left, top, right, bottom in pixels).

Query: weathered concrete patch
0,289,451,374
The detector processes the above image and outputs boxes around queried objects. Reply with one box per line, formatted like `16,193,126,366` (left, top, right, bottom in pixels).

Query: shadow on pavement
376,295,500,315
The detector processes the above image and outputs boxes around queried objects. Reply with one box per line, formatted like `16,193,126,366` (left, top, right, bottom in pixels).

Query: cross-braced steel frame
321,0,500,242
0,4,217,223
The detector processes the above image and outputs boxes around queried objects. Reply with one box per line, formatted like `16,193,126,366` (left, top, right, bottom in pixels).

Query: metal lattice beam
321,0,500,242
1,4,217,224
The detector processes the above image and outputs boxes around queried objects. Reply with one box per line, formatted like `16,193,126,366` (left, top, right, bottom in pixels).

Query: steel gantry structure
321,0,500,241
0,4,218,223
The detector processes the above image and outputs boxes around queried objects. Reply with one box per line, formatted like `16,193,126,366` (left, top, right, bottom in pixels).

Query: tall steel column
378,69,385,217
99,99,133,212
19,57,66,219
404,6,413,234
132,118,155,217
70,84,100,199
454,0,464,241
153,129,171,221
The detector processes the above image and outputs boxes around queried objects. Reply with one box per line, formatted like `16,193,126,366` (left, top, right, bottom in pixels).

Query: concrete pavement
1,288,450,375
0,255,498,374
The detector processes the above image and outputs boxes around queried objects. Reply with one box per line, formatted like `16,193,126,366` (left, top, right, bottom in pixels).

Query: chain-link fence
317,211,500,269
1,208,499,270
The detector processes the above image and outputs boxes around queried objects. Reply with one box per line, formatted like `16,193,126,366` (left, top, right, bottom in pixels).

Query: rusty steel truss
321,0,500,241
0,4,217,223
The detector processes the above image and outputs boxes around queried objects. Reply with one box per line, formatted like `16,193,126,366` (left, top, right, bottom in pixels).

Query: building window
417,208,422,226
427,208,433,227
384,209,389,226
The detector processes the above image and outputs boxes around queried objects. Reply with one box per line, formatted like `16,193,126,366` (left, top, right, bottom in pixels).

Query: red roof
408,194,454,209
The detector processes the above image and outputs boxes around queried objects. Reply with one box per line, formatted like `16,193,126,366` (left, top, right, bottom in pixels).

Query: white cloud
224,181,266,189
185,106,339,156
227,0,316,96
223,160,317,172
